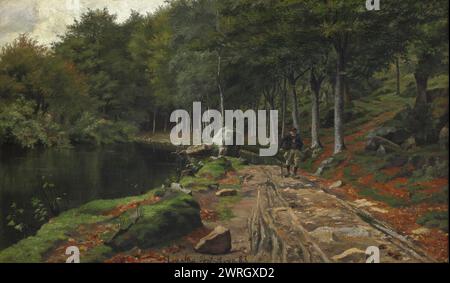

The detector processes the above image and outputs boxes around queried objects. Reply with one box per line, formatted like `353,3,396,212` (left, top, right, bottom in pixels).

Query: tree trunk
217,52,225,119
291,85,300,131
311,90,322,149
152,110,157,134
163,114,168,133
310,72,323,149
414,72,429,108
281,79,287,138
396,57,401,96
334,53,346,154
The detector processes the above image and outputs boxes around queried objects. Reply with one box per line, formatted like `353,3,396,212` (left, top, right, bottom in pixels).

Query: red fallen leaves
219,171,241,186
201,208,218,221
184,226,212,246
105,196,161,217
106,251,166,263
106,245,185,263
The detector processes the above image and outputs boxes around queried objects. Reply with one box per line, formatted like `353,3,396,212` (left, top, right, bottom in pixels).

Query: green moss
81,244,114,263
77,192,153,215
373,171,394,183
0,209,109,263
358,186,408,208
228,157,246,171
300,158,314,172
417,211,448,232
343,166,358,182
179,176,216,190
410,185,448,205
197,158,231,179
109,193,201,251
0,190,199,263
215,195,242,221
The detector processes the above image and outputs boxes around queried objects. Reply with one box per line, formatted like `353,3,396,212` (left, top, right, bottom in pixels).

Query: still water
0,143,177,250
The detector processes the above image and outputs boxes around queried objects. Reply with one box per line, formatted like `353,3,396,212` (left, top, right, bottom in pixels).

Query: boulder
108,194,202,251
376,145,386,156
365,138,379,152
367,126,409,145
365,136,402,153
215,189,238,197
170,183,192,195
185,145,213,157
194,226,232,254
314,157,335,176
329,180,344,189
401,136,417,151
208,184,220,190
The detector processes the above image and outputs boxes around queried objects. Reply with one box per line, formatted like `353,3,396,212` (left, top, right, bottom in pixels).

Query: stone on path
328,180,343,189
195,226,232,255
216,189,238,197
332,248,366,262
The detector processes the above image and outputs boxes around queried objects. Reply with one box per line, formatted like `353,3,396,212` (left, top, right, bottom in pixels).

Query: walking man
281,128,304,177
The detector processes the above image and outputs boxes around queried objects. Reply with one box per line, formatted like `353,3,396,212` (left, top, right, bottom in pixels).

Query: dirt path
241,165,434,263
98,163,436,263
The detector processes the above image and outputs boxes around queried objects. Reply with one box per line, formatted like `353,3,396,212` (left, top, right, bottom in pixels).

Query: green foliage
417,211,448,233
0,99,68,148
358,186,408,208
68,113,137,145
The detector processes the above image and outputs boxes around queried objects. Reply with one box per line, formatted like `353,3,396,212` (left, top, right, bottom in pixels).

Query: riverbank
0,141,177,251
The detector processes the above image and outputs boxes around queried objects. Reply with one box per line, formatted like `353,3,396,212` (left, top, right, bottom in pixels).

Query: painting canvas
0,0,448,268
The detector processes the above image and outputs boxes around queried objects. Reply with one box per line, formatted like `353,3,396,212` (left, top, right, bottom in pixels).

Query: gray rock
366,136,401,153
185,145,213,157
368,126,409,145
208,184,220,190
315,157,335,176
333,227,370,239
195,226,232,254
376,145,386,156
170,183,192,195
310,227,335,243
401,136,416,151
329,180,344,189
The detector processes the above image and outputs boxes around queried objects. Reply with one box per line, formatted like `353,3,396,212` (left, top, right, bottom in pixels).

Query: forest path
241,165,435,263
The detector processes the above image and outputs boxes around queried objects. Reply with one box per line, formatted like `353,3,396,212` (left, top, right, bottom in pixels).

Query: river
0,143,177,250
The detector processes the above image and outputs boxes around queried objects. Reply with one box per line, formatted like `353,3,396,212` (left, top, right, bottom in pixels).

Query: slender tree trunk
281,79,287,138
396,57,401,96
217,52,225,119
291,85,300,131
310,72,323,149
311,89,322,149
414,72,429,109
163,114,168,133
334,53,346,154
152,110,157,134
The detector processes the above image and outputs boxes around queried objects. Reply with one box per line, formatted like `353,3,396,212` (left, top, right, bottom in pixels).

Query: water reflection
0,143,176,250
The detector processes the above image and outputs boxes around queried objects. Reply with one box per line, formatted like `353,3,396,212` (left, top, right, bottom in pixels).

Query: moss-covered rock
107,193,202,251
0,190,201,263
